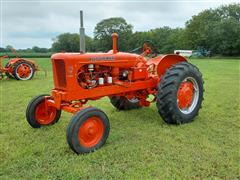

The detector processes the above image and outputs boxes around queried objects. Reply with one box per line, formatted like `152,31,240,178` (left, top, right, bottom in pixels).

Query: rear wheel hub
177,77,199,114
17,63,32,78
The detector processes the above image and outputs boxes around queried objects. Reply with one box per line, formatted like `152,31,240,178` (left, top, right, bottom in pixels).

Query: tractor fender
147,54,187,77
8,58,38,69
7,58,22,65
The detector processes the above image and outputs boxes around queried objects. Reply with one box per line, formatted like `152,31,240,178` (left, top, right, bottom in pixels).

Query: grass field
0,58,239,179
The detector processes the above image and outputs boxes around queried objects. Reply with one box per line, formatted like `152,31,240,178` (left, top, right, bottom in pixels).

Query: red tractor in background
26,12,204,154
0,50,38,80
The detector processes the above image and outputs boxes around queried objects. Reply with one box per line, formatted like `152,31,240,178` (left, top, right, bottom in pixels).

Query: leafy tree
184,9,220,50
161,28,186,53
93,17,133,52
128,27,186,54
52,33,93,52
184,3,240,55
149,27,186,53
216,3,240,21
128,31,151,51
208,17,240,55
32,46,49,53
5,45,14,52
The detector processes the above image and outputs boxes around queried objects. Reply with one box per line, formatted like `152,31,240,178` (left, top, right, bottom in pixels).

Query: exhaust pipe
79,10,85,53
111,33,118,54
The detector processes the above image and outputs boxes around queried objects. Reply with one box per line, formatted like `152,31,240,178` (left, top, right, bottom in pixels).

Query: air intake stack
79,10,85,53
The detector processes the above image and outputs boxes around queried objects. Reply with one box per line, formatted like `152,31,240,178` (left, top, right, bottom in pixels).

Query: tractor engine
77,62,148,89
77,64,112,89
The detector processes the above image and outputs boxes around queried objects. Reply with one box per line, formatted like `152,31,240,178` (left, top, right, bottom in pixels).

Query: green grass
0,58,239,179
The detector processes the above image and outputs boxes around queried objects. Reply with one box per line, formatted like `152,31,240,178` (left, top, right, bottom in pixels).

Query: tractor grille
54,59,66,88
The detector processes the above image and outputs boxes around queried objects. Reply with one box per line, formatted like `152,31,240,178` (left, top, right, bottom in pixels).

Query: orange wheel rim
78,117,104,148
177,81,194,109
35,101,57,125
17,64,32,78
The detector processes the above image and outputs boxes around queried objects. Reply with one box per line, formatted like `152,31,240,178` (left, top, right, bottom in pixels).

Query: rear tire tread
156,62,204,124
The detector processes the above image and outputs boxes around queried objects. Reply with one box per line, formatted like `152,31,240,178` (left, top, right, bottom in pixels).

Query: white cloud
1,0,238,48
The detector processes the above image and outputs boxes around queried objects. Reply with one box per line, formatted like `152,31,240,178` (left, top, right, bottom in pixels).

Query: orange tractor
0,52,38,80
26,12,204,154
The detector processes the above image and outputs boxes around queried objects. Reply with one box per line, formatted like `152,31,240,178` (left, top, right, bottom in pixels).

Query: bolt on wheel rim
177,77,199,114
78,117,104,148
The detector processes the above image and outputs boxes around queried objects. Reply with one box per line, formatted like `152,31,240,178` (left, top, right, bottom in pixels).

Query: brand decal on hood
90,56,115,61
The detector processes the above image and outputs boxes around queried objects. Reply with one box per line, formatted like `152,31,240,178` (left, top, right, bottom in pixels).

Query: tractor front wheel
13,61,35,80
110,96,142,110
26,94,61,128
67,107,110,154
156,62,204,124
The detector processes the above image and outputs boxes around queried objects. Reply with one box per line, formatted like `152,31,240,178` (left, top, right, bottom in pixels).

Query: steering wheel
130,40,159,57
141,40,159,57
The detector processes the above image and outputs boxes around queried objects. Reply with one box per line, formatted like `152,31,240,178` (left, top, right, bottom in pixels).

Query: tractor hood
51,52,142,63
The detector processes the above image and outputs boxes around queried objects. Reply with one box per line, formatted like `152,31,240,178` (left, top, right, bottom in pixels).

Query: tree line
52,3,240,56
0,45,50,53
1,3,239,56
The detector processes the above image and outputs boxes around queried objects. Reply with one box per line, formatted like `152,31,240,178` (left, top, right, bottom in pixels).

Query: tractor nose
111,33,118,54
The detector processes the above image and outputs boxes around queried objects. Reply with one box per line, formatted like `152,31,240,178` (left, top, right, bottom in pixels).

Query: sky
0,0,239,49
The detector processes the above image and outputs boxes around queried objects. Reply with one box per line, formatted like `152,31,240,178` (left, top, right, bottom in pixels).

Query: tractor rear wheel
13,61,35,80
156,62,204,124
67,107,110,154
26,94,61,128
110,96,142,110
5,62,14,78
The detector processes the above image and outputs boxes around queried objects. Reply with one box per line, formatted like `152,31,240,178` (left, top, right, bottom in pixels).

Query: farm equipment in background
26,11,204,154
174,48,211,58
0,50,39,80
190,48,211,58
